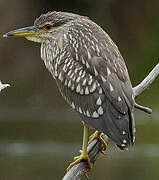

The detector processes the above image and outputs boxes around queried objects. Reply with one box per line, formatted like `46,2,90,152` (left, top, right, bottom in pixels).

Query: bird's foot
67,150,92,172
88,131,107,153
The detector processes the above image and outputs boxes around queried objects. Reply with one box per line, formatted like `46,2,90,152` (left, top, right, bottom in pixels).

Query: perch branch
62,134,108,180
62,63,159,180
133,63,159,98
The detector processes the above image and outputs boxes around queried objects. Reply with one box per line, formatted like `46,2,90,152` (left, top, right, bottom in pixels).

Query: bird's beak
3,26,39,38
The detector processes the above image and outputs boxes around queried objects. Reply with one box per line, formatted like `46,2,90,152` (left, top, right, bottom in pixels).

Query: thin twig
133,63,159,98
0,81,10,92
134,103,152,114
62,63,159,180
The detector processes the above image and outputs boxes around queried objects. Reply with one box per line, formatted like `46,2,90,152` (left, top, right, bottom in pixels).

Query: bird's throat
25,36,42,43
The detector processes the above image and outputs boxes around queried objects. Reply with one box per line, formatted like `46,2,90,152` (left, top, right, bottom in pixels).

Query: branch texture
62,63,159,180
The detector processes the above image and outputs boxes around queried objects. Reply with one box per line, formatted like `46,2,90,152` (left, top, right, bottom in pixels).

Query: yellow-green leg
67,122,92,172
88,131,107,152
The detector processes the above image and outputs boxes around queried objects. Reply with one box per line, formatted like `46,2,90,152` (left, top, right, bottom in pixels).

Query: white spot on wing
79,107,82,114
68,70,72,76
65,58,68,64
68,80,71,88
86,110,90,117
64,79,67,86
109,83,114,92
88,78,93,85
90,83,96,93
92,111,99,118
94,67,98,76
101,75,106,82
71,102,75,109
86,61,90,68
63,34,67,39
70,73,74,79
76,77,80,83
87,50,91,59
98,106,103,115
107,67,111,75
75,53,79,61
80,88,84,94
96,97,102,105
118,96,122,101
79,70,82,76
85,87,89,94
72,76,76,81
95,44,100,53
67,61,71,67
81,71,86,78
63,64,67,72
81,57,85,65
82,79,87,86
71,83,75,91
99,87,103,94
69,64,73,70
75,68,78,73
58,73,63,81
76,84,81,93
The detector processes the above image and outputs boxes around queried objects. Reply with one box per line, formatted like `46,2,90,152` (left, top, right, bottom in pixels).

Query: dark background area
0,0,159,180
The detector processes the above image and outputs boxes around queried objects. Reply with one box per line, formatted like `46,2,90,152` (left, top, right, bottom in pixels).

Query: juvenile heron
3,11,135,171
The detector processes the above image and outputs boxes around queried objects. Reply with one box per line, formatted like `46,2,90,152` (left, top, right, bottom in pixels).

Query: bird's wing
55,22,135,149
67,22,135,113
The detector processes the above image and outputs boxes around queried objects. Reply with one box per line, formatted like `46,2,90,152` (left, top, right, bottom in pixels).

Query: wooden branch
134,103,152,114
0,81,10,92
133,63,159,98
62,134,108,180
62,63,159,180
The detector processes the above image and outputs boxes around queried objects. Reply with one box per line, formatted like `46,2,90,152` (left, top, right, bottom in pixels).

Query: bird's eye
44,24,53,31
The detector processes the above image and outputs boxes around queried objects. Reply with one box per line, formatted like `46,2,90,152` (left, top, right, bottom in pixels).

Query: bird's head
3,11,87,43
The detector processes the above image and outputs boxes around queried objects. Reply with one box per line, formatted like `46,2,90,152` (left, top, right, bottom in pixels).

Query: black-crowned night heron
3,11,135,171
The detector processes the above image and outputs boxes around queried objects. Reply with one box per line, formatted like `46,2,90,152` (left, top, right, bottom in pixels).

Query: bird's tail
79,100,135,150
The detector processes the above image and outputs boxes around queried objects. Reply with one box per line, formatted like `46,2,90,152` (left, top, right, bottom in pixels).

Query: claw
73,156,79,161
67,153,92,172
84,172,89,177
100,150,106,155
89,131,107,153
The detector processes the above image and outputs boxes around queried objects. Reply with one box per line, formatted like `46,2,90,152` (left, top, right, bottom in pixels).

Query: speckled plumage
34,11,135,149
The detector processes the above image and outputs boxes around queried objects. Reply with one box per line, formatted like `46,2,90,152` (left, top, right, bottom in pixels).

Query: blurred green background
0,0,159,179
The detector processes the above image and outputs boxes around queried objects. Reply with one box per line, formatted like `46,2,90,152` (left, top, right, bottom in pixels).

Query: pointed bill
3,26,38,38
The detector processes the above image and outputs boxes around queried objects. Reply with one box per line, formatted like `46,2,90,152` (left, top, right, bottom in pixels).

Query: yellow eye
44,24,53,31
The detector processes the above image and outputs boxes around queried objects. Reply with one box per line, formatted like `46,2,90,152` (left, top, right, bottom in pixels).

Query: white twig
62,63,159,180
133,63,159,98
0,81,10,92
134,103,152,114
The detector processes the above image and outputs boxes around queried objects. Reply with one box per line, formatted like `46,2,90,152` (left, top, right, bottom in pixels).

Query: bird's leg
88,131,107,153
67,122,92,172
